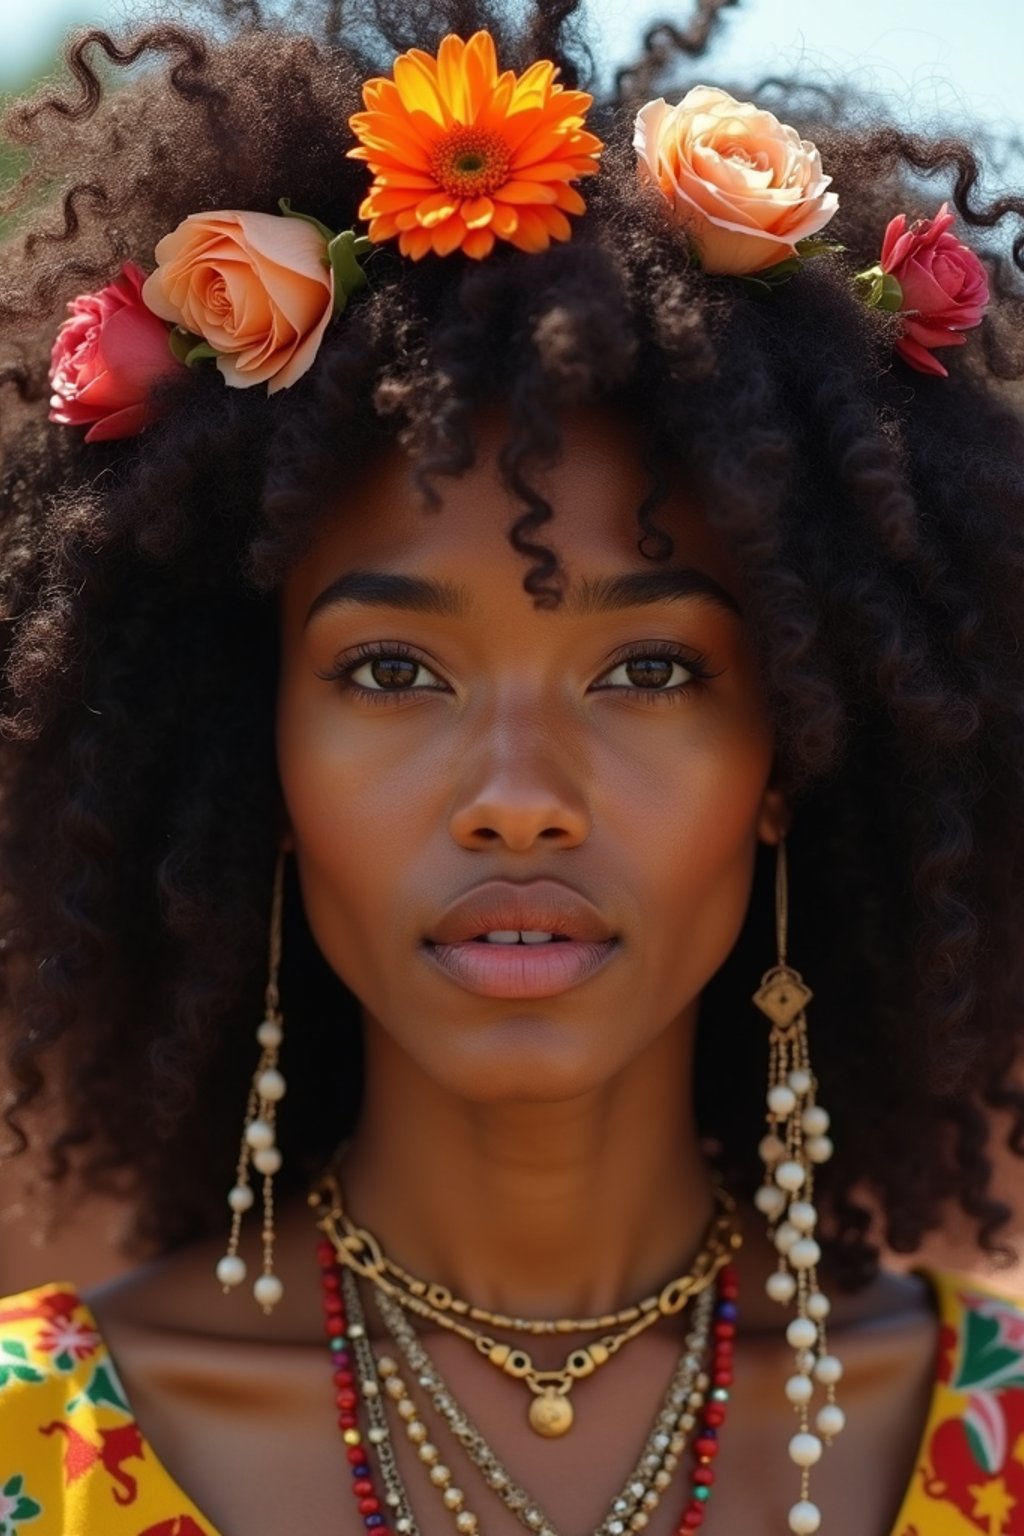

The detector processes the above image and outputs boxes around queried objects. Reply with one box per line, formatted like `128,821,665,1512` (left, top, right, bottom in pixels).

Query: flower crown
49,29,990,443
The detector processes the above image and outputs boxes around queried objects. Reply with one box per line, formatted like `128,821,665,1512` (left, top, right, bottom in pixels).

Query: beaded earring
216,843,289,1313
752,836,844,1536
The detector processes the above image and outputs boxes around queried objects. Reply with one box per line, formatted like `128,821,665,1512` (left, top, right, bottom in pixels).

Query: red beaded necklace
317,1237,738,1535
683,1264,738,1532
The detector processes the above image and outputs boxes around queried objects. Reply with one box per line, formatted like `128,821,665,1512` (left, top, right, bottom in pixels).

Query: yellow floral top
0,1269,1022,1535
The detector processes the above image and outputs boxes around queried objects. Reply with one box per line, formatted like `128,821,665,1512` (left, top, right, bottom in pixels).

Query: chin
423,1017,635,1104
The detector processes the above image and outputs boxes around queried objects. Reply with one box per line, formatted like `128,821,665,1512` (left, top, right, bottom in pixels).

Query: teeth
481,930,556,944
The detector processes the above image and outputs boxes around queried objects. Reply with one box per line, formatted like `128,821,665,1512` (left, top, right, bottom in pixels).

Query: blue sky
3,0,1020,141
594,0,1020,132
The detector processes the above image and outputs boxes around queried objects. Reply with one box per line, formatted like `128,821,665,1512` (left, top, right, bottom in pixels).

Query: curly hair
1,0,1024,1290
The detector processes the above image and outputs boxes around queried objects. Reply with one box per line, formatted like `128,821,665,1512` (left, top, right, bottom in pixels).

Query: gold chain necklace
314,1172,740,1437
330,1191,720,1335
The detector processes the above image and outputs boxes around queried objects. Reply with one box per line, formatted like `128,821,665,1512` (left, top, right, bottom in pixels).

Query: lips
425,879,616,946
425,938,617,998
423,880,619,999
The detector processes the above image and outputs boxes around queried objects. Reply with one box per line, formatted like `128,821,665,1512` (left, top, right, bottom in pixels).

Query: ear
756,783,791,847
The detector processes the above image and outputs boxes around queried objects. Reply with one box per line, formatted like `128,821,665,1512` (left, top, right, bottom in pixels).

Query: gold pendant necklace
313,1171,740,1437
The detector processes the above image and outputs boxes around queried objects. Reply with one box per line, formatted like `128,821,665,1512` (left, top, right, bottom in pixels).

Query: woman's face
278,406,785,1102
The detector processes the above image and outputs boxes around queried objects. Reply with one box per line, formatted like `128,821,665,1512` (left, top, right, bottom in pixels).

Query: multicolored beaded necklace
315,1234,739,1534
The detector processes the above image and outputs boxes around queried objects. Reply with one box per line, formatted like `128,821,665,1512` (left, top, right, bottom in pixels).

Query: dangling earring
216,843,288,1313
752,836,844,1536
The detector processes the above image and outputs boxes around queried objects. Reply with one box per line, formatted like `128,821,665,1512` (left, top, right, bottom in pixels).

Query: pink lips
424,937,618,998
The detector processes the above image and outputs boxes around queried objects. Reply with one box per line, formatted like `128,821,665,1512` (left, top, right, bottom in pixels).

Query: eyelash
316,640,719,707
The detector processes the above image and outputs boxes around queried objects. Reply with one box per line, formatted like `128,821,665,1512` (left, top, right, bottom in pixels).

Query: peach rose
633,86,839,276
142,211,334,392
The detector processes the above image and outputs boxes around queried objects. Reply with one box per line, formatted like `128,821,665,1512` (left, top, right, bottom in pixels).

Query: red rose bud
49,262,184,442
879,202,989,378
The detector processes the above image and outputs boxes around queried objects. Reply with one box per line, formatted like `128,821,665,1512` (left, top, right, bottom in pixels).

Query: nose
448,711,591,852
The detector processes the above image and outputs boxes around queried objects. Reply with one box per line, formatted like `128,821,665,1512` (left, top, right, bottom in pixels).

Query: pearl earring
753,836,844,1536
216,843,288,1313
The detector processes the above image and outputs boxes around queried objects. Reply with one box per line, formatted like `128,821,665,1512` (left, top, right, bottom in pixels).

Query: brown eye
600,654,694,690
623,657,677,688
317,642,450,698
364,657,420,689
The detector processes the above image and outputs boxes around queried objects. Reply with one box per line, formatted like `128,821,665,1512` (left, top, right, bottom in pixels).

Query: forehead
281,404,742,621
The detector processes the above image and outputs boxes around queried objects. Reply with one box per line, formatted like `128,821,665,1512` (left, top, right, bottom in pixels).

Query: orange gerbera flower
348,30,603,260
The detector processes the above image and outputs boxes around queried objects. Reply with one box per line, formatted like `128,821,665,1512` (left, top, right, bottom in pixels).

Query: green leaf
853,263,904,312
2,1340,27,1361
760,256,802,283
183,341,219,367
11,1366,43,1384
735,257,801,298
326,228,370,316
12,1496,40,1521
278,197,336,245
2,1476,22,1497
734,276,777,299
169,326,220,368
53,1350,73,1373
169,326,202,365
875,272,904,312
166,328,219,368
794,236,846,260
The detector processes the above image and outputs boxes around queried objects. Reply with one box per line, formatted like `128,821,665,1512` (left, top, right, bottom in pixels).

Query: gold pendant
528,1387,574,1437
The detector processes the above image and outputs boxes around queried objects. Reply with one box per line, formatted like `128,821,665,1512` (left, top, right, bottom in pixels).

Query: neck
340,1011,717,1322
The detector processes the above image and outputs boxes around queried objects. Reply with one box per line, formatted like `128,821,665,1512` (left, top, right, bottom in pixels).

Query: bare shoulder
83,1193,325,1345
80,1204,363,1536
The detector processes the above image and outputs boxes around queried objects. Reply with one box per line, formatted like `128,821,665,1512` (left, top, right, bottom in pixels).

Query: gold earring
216,843,288,1313
752,836,844,1536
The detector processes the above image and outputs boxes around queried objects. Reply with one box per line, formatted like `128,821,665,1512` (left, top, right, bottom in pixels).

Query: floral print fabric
0,1269,1021,1535
0,1285,211,1535
892,1269,1024,1535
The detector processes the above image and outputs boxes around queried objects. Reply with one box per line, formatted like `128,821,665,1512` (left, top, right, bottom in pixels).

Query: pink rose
49,262,183,443
142,211,334,392
633,86,838,276
880,203,989,377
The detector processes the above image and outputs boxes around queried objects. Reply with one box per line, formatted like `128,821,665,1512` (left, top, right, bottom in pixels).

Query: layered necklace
310,1171,742,1535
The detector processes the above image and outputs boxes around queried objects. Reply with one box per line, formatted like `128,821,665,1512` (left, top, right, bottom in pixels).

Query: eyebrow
304,566,742,627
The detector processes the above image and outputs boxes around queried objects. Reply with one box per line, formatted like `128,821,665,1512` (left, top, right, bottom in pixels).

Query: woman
1,1,1023,1533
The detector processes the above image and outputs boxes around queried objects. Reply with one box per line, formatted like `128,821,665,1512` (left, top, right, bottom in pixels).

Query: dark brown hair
2,0,1024,1287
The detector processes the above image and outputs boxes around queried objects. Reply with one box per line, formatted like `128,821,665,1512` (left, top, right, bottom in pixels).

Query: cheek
278,684,455,846
276,668,486,1007
612,701,773,993
274,674,429,982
